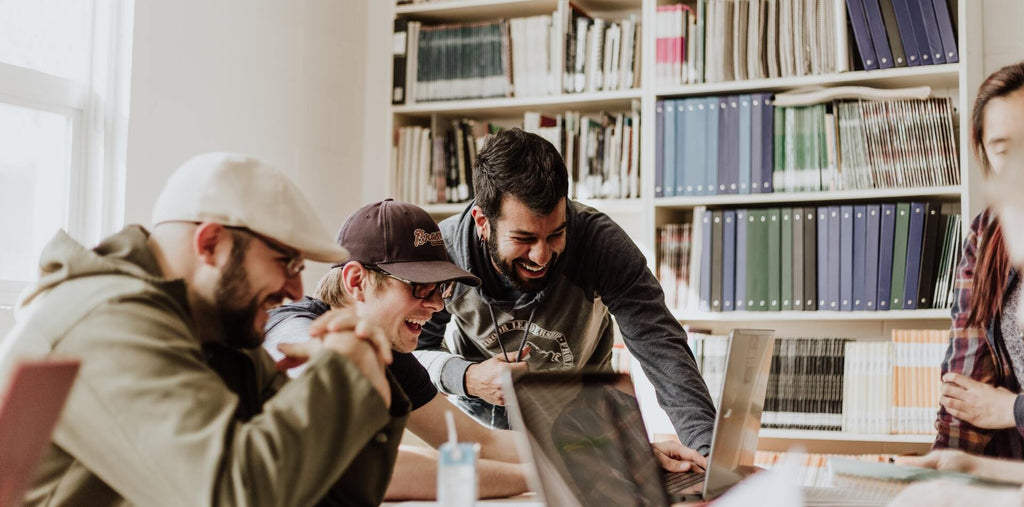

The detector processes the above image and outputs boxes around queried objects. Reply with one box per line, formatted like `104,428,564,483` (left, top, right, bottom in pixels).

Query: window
0,0,134,304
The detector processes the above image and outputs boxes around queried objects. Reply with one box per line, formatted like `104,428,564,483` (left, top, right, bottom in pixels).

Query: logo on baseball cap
336,199,480,286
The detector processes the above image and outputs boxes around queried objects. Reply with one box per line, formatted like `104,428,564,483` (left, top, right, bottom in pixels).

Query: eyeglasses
227,227,305,278
365,265,454,300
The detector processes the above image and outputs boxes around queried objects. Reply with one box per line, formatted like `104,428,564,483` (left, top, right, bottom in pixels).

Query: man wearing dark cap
0,153,406,506
264,199,528,500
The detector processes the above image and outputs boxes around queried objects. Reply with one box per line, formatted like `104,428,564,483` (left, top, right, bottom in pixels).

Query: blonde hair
314,264,385,308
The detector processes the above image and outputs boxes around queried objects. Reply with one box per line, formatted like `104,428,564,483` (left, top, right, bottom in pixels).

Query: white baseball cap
151,152,348,263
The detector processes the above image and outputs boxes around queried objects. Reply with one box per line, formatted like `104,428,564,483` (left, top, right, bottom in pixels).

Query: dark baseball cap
336,199,481,286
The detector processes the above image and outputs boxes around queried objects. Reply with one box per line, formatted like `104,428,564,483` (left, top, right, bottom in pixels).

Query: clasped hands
276,308,394,406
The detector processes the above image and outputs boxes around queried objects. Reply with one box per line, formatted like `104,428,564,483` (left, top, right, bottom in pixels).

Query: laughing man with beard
414,128,717,470
0,153,406,506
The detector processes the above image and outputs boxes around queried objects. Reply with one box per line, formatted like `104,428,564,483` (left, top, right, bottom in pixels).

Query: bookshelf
384,0,985,455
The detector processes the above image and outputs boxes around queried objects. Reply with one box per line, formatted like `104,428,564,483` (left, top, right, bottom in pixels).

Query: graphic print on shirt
480,318,575,369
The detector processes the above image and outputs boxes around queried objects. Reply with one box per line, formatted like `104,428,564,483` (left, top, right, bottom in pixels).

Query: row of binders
846,0,958,71
655,0,839,87
691,329,945,434
657,202,963,313
391,5,641,104
655,94,959,197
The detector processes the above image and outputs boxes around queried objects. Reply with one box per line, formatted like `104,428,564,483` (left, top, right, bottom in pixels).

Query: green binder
767,208,782,311
781,208,794,311
890,203,911,310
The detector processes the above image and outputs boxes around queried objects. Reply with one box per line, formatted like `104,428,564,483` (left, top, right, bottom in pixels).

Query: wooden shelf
672,309,950,322
758,429,935,443
654,186,963,209
657,64,961,98
393,89,642,118
396,0,640,22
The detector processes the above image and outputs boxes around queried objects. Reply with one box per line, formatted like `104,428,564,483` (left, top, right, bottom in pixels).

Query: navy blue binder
817,207,829,311
675,98,688,196
891,0,925,66
902,0,938,65
723,210,737,311
735,209,748,311
915,0,946,64
846,0,880,70
759,94,774,193
828,206,841,311
840,205,854,311
655,100,665,197
877,204,897,310
705,97,720,195
739,95,753,194
930,0,958,63
700,209,713,311
863,0,896,68
902,202,927,309
663,100,677,197
864,204,882,310
853,205,868,310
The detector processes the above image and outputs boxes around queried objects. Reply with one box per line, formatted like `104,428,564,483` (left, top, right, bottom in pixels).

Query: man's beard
486,226,556,293
214,239,264,349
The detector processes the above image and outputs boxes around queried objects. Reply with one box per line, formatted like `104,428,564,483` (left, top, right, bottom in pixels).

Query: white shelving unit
384,0,986,455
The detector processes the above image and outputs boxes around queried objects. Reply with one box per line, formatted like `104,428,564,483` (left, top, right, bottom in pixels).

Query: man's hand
282,308,394,406
939,373,1018,429
465,346,531,406
651,440,707,473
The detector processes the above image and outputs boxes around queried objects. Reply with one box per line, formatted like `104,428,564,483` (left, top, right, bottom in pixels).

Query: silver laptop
502,328,775,506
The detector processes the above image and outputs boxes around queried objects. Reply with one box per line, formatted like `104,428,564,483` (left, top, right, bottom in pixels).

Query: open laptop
0,359,80,507
502,328,775,506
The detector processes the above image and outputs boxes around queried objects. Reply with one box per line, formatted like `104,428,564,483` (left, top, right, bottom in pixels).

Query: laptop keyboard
663,471,705,493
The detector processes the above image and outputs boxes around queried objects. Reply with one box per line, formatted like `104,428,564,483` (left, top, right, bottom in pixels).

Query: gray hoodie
414,201,715,454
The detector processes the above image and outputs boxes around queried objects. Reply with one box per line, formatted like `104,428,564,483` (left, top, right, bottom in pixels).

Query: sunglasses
365,265,455,300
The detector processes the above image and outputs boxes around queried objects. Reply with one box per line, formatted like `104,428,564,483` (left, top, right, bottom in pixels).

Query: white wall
124,0,370,293
0,0,373,336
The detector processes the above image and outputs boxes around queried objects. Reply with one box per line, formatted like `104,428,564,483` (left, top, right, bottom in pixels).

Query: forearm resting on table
384,445,529,501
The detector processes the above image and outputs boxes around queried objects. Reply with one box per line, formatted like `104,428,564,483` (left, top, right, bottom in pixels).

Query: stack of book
525,105,641,200
654,94,959,197
656,202,962,313
392,7,641,104
844,331,947,436
846,0,958,70
654,0,839,87
762,338,848,431
563,7,641,94
686,328,946,435
393,120,491,205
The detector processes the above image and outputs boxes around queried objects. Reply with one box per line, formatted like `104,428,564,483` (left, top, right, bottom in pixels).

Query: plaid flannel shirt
934,209,1024,457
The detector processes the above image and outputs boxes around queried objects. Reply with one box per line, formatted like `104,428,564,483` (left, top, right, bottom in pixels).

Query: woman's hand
939,373,1018,429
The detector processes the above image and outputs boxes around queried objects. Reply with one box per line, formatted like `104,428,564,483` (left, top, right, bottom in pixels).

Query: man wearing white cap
0,153,407,506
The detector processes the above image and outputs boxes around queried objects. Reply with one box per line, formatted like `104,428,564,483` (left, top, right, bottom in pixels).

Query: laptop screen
507,372,670,507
